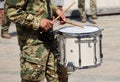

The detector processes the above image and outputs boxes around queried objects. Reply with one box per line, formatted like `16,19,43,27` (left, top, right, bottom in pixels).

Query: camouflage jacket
6,0,57,30
5,0,58,48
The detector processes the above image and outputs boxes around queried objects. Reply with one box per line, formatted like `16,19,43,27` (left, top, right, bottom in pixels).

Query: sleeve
6,0,40,30
50,3,58,14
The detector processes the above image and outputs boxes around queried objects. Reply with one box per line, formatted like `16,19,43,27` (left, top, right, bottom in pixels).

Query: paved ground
0,14,120,82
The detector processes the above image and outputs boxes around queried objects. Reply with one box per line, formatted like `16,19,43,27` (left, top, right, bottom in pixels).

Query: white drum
57,25,103,69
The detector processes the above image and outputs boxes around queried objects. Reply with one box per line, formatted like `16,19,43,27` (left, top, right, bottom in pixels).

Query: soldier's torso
25,0,48,19
15,0,49,47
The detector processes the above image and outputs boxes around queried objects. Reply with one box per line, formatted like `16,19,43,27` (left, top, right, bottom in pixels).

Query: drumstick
52,1,75,23
66,20,84,28
52,1,83,28
40,2,75,34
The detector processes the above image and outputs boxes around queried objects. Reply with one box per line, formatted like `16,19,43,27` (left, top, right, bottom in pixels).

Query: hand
56,9,66,24
40,18,53,31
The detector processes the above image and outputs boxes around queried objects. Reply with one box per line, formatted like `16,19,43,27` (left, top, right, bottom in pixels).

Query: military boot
1,29,11,39
81,18,86,23
57,64,68,82
80,15,86,23
91,14,98,19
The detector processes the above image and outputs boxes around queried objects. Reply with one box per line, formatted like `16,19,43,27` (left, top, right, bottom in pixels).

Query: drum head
59,25,99,34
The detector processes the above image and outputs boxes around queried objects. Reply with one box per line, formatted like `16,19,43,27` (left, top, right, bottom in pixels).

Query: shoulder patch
6,0,20,5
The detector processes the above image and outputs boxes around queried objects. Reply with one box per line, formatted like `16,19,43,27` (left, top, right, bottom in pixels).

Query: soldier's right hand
40,18,53,31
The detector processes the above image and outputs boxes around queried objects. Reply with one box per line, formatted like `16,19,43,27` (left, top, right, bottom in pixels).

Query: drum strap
38,0,54,42
46,0,52,20
45,0,53,32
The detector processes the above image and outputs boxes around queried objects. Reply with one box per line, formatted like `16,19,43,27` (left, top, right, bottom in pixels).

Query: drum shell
57,26,103,69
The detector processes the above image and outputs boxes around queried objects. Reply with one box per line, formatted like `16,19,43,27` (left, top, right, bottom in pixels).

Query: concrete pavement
0,14,120,82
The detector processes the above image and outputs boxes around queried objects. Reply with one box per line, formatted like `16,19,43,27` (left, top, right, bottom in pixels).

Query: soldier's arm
5,0,40,30
51,4,66,24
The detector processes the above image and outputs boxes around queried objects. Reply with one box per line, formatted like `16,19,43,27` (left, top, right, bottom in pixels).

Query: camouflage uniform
78,0,97,22
5,0,67,82
1,0,11,38
1,12,11,33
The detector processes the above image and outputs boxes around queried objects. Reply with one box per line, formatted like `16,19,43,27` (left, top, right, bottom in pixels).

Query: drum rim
58,25,102,37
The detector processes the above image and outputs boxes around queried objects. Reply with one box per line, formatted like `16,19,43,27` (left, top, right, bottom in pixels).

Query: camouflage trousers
78,0,97,18
1,11,11,33
20,40,68,82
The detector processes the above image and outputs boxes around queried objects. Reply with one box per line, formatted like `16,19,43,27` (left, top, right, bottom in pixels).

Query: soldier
5,0,66,82
78,0,98,22
1,12,11,38
1,0,11,39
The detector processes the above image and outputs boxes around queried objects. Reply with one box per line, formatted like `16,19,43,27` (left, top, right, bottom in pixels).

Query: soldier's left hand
56,9,66,24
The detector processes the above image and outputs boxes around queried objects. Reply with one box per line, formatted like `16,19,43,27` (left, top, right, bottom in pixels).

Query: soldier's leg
90,0,97,19
57,63,68,82
78,0,86,22
1,14,11,38
45,51,59,82
20,43,49,82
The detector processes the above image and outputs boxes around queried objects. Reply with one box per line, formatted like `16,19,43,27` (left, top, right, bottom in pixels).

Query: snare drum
57,25,103,69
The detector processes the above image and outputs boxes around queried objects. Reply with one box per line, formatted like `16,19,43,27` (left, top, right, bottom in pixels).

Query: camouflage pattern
1,1,11,34
5,0,57,31
20,41,59,82
1,12,11,34
5,0,65,82
78,0,97,18
78,0,86,19
90,0,97,15
57,64,68,82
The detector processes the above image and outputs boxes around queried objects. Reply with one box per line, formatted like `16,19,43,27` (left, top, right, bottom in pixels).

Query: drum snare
57,25,103,70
